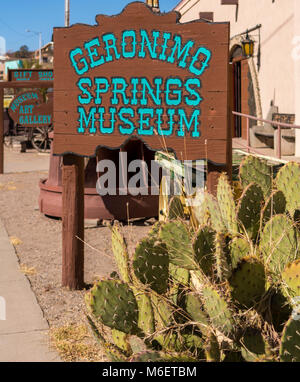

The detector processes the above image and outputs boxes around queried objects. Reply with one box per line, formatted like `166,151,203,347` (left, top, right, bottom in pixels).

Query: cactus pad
193,191,226,232
275,162,300,216
193,226,215,276
240,328,268,362
229,236,251,269
237,183,264,239
282,260,300,298
160,221,196,270
201,285,234,336
261,190,286,225
260,215,300,277
280,317,300,362
86,280,139,335
111,224,130,283
239,155,272,198
217,174,238,235
215,232,231,281
133,237,169,294
229,257,266,308
168,196,185,220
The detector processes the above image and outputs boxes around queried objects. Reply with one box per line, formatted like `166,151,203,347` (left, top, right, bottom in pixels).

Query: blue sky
0,0,180,53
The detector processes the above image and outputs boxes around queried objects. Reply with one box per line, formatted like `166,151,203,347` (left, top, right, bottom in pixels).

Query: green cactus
282,259,300,298
239,155,272,198
85,280,140,335
237,183,264,240
240,328,269,362
131,288,155,336
270,290,293,333
193,226,215,277
160,221,197,270
261,190,286,226
280,316,300,362
217,174,239,235
150,293,173,329
86,315,128,362
204,332,220,362
260,214,300,278
129,350,166,362
111,329,131,354
229,257,266,308
111,224,130,283
229,236,251,269
168,196,185,220
275,162,300,217
201,285,234,336
193,191,226,232
215,232,231,281
169,264,189,304
183,292,210,334
133,237,169,294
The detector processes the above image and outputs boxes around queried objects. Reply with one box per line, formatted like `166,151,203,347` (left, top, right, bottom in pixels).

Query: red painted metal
39,139,159,220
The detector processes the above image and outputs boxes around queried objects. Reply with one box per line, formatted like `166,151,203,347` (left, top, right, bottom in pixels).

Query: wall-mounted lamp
242,32,255,57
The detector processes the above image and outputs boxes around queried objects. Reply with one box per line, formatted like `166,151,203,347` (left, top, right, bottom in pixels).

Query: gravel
0,170,154,329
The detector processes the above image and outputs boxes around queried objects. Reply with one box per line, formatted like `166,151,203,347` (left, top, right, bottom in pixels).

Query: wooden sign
8,90,53,127
8,69,53,82
53,2,230,164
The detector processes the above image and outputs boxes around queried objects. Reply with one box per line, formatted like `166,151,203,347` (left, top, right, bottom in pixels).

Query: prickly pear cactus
183,292,209,333
237,183,264,240
133,237,169,294
275,162,300,217
229,236,251,270
168,196,185,220
131,287,155,336
201,285,234,336
217,174,238,235
239,155,272,198
160,221,196,270
111,224,130,283
282,260,300,298
193,191,226,232
280,316,300,362
214,232,231,281
259,214,300,278
240,328,269,362
193,226,215,277
86,280,139,335
229,257,266,308
261,190,286,226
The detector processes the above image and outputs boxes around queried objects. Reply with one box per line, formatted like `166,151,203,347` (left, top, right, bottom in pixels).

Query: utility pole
38,32,42,65
65,0,70,27
146,0,160,12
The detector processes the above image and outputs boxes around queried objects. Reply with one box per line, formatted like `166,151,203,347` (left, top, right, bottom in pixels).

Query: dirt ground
0,170,155,360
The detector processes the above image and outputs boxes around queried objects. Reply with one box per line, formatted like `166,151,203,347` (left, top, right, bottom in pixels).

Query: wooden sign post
52,2,231,289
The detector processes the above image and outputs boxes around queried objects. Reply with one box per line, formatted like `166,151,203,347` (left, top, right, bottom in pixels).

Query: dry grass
9,236,22,246
20,264,37,275
49,323,106,362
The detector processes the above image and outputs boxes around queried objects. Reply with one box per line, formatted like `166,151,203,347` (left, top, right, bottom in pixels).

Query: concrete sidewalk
3,146,50,174
0,219,60,362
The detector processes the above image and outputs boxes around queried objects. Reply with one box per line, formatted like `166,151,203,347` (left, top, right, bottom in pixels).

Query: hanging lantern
242,32,255,57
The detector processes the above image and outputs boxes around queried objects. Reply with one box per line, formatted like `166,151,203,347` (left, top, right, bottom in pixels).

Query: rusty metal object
39,139,158,220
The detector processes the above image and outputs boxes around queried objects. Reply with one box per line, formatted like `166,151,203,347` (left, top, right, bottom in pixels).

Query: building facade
174,0,300,154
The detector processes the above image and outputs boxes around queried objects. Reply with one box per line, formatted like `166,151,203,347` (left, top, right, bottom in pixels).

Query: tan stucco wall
175,0,295,120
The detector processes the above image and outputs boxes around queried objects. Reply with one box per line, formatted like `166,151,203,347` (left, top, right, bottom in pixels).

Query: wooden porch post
62,154,85,289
